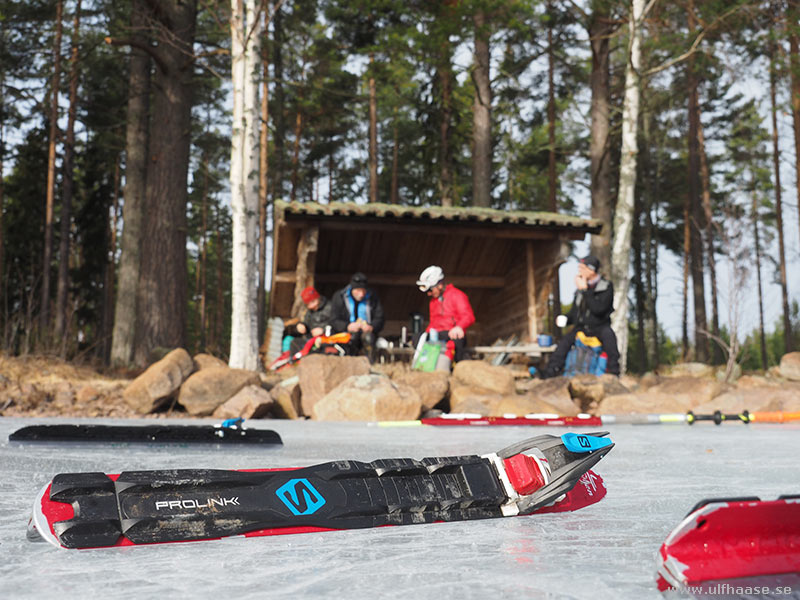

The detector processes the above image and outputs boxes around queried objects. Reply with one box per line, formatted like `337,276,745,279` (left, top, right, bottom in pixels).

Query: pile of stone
122,349,800,421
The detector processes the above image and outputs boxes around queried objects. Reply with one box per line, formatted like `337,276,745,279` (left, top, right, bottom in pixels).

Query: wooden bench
470,343,555,358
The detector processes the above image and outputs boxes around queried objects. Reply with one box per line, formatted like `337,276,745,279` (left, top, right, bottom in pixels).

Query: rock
618,374,640,392
598,391,698,414
212,385,274,420
193,353,227,371
392,371,449,411
568,375,630,412
736,374,781,389
495,394,563,416
715,362,742,383
449,385,503,416
258,372,283,391
638,372,661,390
452,360,515,396
692,385,800,414
270,376,302,419
779,352,800,381
647,376,726,406
298,355,370,417
76,385,100,404
526,378,580,416
665,362,715,378
52,386,75,409
123,348,194,414
178,366,261,416
312,374,422,421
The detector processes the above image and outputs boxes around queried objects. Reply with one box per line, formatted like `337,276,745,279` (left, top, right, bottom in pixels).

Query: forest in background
1,0,799,374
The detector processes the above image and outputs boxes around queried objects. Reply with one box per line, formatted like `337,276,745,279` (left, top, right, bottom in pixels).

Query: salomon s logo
276,478,326,516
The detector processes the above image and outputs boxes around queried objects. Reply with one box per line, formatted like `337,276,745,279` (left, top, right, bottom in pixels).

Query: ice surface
1,416,799,599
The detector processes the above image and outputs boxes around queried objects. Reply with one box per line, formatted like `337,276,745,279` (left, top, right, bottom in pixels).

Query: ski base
10,423,282,446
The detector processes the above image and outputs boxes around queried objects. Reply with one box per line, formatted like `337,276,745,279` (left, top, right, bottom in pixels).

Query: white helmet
417,265,444,292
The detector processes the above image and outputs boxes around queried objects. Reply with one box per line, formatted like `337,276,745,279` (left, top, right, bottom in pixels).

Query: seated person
289,286,335,355
330,272,384,359
542,255,620,377
416,265,475,363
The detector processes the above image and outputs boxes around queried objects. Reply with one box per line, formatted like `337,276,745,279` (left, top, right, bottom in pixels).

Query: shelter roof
275,201,602,235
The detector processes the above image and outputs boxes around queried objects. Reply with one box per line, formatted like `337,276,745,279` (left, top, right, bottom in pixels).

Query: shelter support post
290,226,318,317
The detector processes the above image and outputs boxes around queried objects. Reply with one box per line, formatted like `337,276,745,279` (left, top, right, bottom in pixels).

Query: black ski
10,422,282,446
29,432,613,549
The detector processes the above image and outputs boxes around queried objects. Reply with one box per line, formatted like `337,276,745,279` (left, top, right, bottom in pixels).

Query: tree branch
105,36,168,74
642,2,755,77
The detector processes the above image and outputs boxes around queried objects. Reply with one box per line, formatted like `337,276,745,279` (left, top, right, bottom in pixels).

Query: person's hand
575,274,587,290
296,323,307,335
449,326,465,340
310,327,324,337
362,323,373,332
347,322,361,333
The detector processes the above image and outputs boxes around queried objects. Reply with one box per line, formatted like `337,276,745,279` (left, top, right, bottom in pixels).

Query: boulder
527,378,580,416
568,375,630,412
75,385,101,404
736,374,781,389
665,362,714,378
392,370,449,411
123,348,194,414
495,394,563,417
312,374,422,421
692,385,800,414
449,385,503,416
193,353,227,371
647,376,727,406
452,360,515,396
298,355,370,417
178,366,261,416
715,362,742,383
779,352,800,381
638,372,661,390
270,376,302,419
598,391,698,414
212,385,274,420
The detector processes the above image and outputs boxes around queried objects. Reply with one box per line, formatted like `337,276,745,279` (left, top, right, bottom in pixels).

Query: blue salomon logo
275,478,326,516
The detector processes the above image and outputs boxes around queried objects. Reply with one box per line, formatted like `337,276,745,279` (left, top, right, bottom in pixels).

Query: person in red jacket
416,265,475,362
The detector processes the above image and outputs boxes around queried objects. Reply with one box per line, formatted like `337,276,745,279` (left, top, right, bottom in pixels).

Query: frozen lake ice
1,416,799,599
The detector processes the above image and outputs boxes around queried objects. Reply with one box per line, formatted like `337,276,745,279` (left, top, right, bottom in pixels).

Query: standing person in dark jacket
416,265,475,363
542,255,620,377
289,286,335,355
330,272,385,360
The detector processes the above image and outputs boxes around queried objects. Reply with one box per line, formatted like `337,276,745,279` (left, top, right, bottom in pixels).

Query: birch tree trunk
610,0,644,374
257,25,270,342
228,0,262,370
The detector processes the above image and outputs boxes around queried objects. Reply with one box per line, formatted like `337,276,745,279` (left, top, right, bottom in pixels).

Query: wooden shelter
269,201,602,345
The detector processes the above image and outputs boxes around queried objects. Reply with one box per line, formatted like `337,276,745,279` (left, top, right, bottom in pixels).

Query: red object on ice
656,496,800,592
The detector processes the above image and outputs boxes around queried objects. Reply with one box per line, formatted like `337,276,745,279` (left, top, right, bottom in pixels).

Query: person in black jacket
542,255,620,377
330,272,385,360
